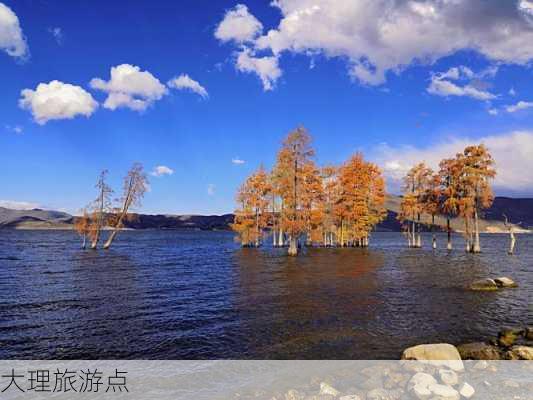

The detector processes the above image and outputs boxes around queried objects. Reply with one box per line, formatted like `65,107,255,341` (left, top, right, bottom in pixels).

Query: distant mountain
0,207,73,229
0,196,531,232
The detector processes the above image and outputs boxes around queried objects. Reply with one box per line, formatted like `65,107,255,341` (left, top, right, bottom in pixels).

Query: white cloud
505,100,533,113
215,4,263,43
207,183,216,196
48,27,63,45
427,66,496,101
488,108,499,116
19,80,98,125
167,74,208,99
90,64,167,111
217,1,533,87
0,200,41,210
509,87,517,96
151,165,174,177
0,2,28,59
5,124,23,133
372,131,533,195
236,48,281,91
231,157,245,165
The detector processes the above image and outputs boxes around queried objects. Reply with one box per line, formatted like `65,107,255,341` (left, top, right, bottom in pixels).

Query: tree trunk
103,230,118,249
415,213,422,248
278,228,284,247
288,236,298,256
431,214,436,249
447,217,452,250
90,232,99,249
81,235,86,250
472,208,481,253
508,230,516,255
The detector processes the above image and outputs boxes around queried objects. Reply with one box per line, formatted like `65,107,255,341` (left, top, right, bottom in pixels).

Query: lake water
0,230,531,359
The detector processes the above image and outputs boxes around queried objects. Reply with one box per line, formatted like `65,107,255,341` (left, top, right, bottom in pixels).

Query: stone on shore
459,382,475,399
401,344,464,371
285,389,304,400
427,383,460,400
457,342,503,360
366,388,393,400
494,277,518,288
412,384,432,400
438,369,459,386
508,345,533,360
339,396,361,400
469,278,498,291
319,382,340,397
408,372,437,391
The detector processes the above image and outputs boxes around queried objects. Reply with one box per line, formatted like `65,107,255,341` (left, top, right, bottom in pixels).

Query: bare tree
89,170,113,249
503,214,520,255
103,163,148,249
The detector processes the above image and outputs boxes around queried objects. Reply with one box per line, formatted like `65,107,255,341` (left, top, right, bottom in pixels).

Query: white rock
494,277,517,288
339,396,362,400
401,344,464,371
320,382,340,397
459,382,475,399
438,369,459,386
428,383,460,400
412,384,432,400
408,372,438,391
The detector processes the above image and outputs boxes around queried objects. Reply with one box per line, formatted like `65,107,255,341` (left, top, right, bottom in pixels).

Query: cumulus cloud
167,74,208,99
0,2,28,59
0,200,41,210
217,1,533,87
19,80,98,125
207,183,216,196
505,100,533,113
231,157,245,165
90,64,167,111
151,165,174,177
372,131,533,195
236,48,281,91
48,27,63,45
488,108,499,116
215,4,263,43
427,66,496,101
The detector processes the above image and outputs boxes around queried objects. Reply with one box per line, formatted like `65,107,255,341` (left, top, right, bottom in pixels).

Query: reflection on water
0,230,531,359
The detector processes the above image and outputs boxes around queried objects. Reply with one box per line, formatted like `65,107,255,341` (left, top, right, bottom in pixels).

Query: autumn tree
89,170,113,249
336,153,386,247
421,173,441,249
74,209,91,249
231,166,271,247
399,162,433,248
274,126,316,256
438,157,461,250
456,145,496,253
320,165,339,247
103,163,148,249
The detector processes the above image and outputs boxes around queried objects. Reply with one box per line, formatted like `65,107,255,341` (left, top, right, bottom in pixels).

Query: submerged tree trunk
415,213,422,248
288,235,298,256
472,208,481,253
447,217,452,250
81,235,87,250
509,229,516,255
431,214,436,250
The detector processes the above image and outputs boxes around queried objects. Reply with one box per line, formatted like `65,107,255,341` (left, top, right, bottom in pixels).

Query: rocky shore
228,330,533,400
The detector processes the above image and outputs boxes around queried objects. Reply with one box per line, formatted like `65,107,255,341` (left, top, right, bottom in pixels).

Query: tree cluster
399,144,496,252
232,126,387,256
75,163,149,250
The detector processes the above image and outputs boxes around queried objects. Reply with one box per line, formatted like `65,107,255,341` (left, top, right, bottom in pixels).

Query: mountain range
0,196,531,232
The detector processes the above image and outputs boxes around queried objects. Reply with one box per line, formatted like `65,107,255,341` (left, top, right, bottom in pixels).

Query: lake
0,230,531,359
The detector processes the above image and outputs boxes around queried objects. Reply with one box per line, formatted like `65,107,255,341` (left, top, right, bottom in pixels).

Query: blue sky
2,0,533,214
